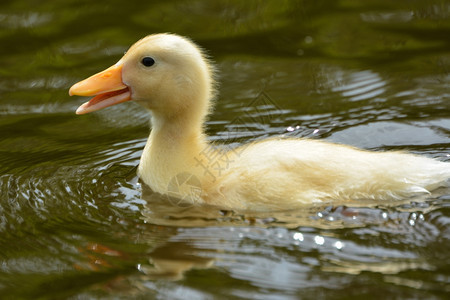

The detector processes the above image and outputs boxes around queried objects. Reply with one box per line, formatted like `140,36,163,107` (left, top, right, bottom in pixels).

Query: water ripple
332,70,387,102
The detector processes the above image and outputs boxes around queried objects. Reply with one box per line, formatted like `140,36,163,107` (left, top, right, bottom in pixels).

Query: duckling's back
209,138,450,210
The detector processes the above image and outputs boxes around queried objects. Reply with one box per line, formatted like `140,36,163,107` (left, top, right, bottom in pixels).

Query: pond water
1,0,449,299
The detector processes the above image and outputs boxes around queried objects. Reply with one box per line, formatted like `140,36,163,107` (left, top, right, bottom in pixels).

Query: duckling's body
208,139,449,210
140,132,449,210
69,33,450,211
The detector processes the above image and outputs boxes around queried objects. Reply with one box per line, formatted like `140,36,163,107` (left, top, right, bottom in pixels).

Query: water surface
0,0,449,299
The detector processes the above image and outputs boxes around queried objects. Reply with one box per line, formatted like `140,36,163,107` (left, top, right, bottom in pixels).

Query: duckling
69,33,450,211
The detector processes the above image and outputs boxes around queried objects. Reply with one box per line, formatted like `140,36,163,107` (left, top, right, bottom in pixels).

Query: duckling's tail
429,162,449,187
362,154,450,201
410,159,450,193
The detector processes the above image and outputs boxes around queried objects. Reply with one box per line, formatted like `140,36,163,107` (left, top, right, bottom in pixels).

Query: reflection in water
139,242,214,281
135,184,450,289
132,203,448,296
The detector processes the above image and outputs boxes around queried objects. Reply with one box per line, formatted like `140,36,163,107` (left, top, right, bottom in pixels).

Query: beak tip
69,84,78,96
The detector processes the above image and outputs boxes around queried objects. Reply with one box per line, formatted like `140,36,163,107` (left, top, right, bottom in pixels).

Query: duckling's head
69,33,216,123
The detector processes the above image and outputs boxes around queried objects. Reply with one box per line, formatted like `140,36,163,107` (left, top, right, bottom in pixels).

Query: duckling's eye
141,57,155,67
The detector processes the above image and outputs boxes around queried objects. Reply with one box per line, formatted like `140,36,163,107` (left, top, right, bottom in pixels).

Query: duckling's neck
149,113,208,154
138,110,210,193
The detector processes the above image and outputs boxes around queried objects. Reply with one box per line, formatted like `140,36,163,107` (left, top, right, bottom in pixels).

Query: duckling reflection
140,181,450,229
140,181,331,228
139,241,214,281
77,184,449,292
136,193,443,287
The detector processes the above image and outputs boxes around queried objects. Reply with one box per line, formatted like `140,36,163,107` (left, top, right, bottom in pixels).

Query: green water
0,0,449,299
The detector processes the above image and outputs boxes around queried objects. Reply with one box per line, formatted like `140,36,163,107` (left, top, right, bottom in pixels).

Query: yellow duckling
69,33,450,211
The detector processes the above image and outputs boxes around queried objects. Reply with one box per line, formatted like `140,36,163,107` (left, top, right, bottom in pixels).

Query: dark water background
0,0,449,299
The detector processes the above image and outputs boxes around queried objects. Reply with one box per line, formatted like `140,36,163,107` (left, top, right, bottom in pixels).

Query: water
1,0,449,299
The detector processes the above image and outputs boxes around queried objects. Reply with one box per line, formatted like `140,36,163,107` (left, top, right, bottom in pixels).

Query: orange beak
69,63,132,114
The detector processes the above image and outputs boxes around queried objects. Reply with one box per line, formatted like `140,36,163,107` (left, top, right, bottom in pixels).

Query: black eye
141,57,155,67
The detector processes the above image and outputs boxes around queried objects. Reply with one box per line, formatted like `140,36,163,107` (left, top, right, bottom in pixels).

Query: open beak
69,63,131,114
